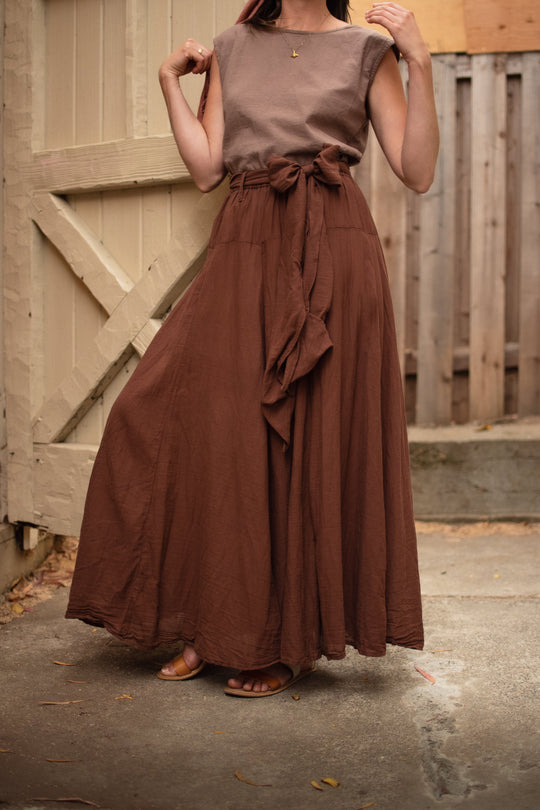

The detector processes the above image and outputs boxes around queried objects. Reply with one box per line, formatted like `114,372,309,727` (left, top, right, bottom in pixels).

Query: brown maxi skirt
66,146,423,669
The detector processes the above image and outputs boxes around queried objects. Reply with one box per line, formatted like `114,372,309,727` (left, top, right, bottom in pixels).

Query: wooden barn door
3,0,237,536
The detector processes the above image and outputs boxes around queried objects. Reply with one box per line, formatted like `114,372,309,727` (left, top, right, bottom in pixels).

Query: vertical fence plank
172,0,211,114
0,0,5,521
469,54,507,421
518,52,540,415
452,70,472,423
3,1,36,521
416,55,457,424
44,0,76,148
103,0,127,141
75,0,103,145
368,134,408,377
146,0,172,136
505,70,522,415
143,187,172,269
505,72,521,348
404,186,420,423
102,189,143,283
126,0,150,137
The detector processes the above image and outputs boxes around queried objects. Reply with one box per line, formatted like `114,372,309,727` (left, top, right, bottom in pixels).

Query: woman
66,0,438,697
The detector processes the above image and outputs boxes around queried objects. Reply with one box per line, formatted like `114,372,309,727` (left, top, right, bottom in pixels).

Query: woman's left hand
365,3,429,65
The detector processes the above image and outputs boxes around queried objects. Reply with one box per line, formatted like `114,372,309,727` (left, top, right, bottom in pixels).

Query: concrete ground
0,523,538,810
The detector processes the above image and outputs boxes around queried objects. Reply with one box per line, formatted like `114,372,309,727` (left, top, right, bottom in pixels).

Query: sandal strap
171,654,194,678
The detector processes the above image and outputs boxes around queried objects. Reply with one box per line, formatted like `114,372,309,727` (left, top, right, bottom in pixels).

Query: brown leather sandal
224,664,315,697
156,653,206,681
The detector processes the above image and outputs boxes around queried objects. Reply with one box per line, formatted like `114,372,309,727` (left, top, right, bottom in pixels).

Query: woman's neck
277,0,332,30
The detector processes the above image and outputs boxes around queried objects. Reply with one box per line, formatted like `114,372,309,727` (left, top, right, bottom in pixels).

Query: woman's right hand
159,39,213,80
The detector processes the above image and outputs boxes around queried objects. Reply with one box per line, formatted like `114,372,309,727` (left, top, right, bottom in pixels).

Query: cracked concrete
0,524,539,809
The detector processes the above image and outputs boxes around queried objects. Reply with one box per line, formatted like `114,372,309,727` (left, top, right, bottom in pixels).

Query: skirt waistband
230,155,350,192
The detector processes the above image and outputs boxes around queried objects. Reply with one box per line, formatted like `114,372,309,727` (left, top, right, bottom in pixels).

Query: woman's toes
228,672,257,691
160,662,176,676
228,665,294,692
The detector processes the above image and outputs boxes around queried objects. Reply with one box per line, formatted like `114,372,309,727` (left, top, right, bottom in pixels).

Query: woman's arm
159,40,226,193
365,3,439,194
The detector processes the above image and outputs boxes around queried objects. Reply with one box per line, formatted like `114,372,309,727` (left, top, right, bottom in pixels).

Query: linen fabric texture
66,23,423,669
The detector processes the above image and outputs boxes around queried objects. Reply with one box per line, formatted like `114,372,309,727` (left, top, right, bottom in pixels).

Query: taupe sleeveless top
213,23,397,173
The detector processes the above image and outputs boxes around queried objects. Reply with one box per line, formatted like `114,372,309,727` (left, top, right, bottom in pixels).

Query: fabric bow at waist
231,144,348,449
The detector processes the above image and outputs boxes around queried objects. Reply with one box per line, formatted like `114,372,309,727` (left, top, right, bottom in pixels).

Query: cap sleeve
362,31,399,92
213,25,239,84
359,31,399,121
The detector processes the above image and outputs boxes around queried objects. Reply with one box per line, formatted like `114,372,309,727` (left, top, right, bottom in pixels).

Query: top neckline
266,24,357,35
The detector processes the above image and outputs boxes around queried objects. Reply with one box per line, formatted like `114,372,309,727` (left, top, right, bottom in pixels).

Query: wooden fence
357,52,540,425
1,0,539,539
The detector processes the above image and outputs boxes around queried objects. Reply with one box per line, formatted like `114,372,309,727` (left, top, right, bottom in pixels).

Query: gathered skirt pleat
66,167,423,668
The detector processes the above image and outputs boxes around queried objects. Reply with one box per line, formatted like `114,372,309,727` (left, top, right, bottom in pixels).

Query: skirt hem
65,608,424,666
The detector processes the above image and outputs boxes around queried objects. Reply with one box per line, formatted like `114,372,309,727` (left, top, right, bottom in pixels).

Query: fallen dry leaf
115,694,134,701
11,603,24,615
234,770,272,787
292,694,300,701
54,661,76,667
214,731,234,735
0,537,79,627
0,749,13,754
67,680,88,684
433,649,452,652
415,665,436,685
6,582,34,600
39,701,85,706
475,423,492,431
321,777,339,787
358,803,376,809
46,758,76,763
311,781,324,791
32,800,100,808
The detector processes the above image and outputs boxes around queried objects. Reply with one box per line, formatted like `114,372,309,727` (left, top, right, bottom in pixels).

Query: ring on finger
197,47,203,54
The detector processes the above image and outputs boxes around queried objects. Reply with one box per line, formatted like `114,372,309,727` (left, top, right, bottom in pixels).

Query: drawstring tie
231,144,347,449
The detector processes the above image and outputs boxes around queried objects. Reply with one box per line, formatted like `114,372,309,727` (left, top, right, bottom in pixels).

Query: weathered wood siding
3,0,238,535
0,0,6,524
356,52,540,425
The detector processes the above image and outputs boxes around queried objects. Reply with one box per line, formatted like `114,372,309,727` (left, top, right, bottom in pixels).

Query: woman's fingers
180,39,213,75
365,3,428,63
366,2,413,26
160,39,213,78
188,41,213,75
